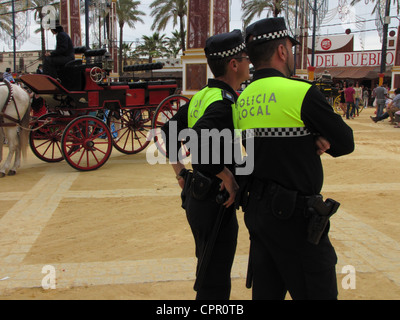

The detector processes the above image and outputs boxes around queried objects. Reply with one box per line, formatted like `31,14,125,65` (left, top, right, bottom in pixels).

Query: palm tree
136,32,168,63
116,0,145,74
0,6,13,36
121,42,133,67
242,0,285,27
165,30,185,58
149,0,187,53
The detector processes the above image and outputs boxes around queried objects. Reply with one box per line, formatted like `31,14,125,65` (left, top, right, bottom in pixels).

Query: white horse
0,81,31,177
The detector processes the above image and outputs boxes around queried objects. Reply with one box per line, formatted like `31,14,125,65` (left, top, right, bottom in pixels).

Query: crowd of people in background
334,79,400,128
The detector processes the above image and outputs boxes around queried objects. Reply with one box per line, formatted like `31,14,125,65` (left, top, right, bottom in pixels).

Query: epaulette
222,90,236,104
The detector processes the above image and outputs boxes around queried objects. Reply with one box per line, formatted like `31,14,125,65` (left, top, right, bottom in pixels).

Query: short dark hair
247,38,286,69
395,88,400,95
207,53,245,78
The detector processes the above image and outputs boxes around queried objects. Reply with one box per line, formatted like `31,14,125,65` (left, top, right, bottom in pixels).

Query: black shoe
370,116,377,123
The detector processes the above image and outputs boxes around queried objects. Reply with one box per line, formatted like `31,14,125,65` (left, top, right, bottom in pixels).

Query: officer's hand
315,136,330,155
217,167,239,208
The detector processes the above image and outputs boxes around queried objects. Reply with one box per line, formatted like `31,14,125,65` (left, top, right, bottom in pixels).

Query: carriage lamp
103,52,114,72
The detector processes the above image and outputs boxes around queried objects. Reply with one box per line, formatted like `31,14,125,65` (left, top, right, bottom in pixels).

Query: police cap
245,17,300,46
204,29,246,60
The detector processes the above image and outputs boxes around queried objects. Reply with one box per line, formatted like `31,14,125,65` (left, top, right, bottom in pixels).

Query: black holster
307,195,340,245
191,170,218,201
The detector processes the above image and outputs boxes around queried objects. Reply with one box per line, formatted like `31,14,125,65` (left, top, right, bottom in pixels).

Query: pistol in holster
191,170,216,201
307,195,340,245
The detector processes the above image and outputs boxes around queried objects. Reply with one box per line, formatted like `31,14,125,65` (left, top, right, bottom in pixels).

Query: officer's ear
277,43,286,61
228,58,239,72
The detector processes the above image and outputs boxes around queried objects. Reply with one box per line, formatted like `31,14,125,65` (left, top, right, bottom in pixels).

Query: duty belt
249,178,313,215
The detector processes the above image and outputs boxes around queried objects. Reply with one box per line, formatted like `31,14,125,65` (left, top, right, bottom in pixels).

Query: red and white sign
307,50,395,68
320,38,332,51
308,34,353,52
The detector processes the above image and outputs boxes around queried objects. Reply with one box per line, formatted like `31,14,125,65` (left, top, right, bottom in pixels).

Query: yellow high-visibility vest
188,86,235,128
234,77,312,137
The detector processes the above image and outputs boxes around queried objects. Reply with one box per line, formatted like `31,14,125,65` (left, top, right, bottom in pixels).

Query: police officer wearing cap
235,18,355,300
161,30,250,299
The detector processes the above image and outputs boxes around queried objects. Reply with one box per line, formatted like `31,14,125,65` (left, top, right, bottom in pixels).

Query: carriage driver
43,21,74,80
161,30,250,299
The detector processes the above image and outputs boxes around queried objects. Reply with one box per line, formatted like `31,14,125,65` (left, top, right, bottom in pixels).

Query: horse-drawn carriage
314,71,342,113
4,47,189,172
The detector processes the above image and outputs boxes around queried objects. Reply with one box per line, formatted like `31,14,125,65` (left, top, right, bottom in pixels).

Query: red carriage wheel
107,108,152,154
61,115,112,171
29,113,67,162
151,94,190,156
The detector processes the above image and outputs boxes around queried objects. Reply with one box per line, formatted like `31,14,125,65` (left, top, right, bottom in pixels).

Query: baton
193,193,228,292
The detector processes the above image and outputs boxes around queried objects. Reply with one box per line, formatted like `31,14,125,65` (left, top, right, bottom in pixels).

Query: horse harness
0,80,22,128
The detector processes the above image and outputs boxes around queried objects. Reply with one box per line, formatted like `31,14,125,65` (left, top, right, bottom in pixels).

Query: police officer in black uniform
161,30,250,299
236,18,355,300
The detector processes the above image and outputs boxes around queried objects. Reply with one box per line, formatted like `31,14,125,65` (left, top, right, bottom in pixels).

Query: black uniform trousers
183,181,238,300
244,181,338,300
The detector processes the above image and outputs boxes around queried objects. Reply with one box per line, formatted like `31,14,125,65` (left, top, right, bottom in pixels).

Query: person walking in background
354,82,362,116
363,86,370,109
344,81,356,119
374,83,388,118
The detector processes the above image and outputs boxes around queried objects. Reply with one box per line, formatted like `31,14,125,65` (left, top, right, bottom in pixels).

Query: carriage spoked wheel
107,108,152,154
332,95,365,116
333,95,343,115
61,115,113,171
151,94,190,156
29,113,67,162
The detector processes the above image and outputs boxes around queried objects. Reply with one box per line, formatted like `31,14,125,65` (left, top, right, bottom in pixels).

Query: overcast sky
1,0,399,52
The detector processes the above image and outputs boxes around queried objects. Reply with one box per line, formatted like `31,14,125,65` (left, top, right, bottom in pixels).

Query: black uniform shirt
161,79,238,176
247,68,354,195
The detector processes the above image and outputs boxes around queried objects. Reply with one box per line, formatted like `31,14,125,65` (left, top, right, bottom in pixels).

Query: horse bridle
0,80,22,127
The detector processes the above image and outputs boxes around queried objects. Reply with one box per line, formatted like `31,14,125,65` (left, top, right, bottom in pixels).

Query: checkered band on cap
242,127,311,139
252,30,289,42
209,42,246,58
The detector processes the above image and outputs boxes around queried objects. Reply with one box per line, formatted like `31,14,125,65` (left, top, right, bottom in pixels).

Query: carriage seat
84,48,107,57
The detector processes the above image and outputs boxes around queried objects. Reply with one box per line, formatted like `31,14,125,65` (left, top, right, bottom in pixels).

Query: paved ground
0,107,400,299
